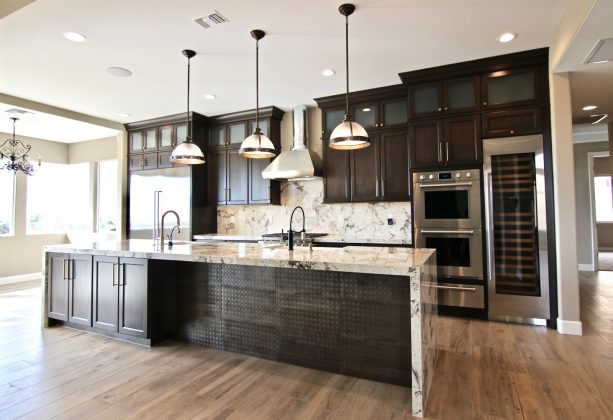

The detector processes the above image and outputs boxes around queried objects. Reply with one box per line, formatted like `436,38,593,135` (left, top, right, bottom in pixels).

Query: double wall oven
413,169,485,312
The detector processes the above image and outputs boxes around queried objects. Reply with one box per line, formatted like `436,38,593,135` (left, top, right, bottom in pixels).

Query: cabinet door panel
482,108,543,138
130,132,143,152
68,254,92,326
175,123,187,146
381,130,410,201
119,258,147,338
143,153,158,170
443,76,479,113
381,98,408,129
410,119,442,169
409,82,442,118
93,256,118,332
351,135,380,202
209,125,226,148
227,149,248,205
352,103,378,132
323,139,351,203
128,155,143,171
48,253,69,321
482,67,542,109
158,125,173,150
250,119,269,137
323,108,345,137
144,128,157,151
444,115,481,165
228,122,248,146
208,150,227,205
249,158,272,204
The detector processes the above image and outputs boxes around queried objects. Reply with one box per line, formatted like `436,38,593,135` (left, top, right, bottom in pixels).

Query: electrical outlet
387,215,394,225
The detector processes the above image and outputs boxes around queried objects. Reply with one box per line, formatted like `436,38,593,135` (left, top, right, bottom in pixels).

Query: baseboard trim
578,263,595,272
557,318,583,335
0,272,42,286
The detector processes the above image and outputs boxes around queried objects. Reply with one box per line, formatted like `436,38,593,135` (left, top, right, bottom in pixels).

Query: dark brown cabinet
351,135,380,201
380,130,411,200
409,76,480,118
352,97,408,132
48,253,92,327
481,66,543,110
93,256,148,338
410,115,480,169
482,107,543,138
206,107,282,206
323,139,351,203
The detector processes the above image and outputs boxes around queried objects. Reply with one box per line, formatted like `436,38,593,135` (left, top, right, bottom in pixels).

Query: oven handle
419,229,475,235
431,284,477,292
418,182,473,188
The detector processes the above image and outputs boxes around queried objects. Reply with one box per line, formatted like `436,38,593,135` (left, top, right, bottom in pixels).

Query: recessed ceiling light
362,108,371,112
320,69,336,77
592,60,610,64
497,32,517,43
62,32,86,42
107,67,133,77
582,105,598,111
203,93,217,100
118,112,130,118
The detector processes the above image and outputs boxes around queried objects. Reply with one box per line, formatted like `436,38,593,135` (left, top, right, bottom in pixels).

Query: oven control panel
413,169,480,183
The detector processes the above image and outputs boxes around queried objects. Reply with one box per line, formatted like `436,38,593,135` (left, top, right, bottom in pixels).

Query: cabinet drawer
482,108,542,138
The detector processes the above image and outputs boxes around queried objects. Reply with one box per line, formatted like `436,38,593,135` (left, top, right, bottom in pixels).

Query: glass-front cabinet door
481,67,541,110
227,122,248,147
352,102,378,132
443,76,479,114
208,125,226,148
129,131,143,153
322,108,345,137
249,119,269,137
143,128,157,151
174,123,187,145
409,82,442,118
158,125,173,150
379,98,408,130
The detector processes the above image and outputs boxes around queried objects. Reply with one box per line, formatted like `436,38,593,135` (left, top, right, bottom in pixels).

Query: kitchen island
43,240,437,417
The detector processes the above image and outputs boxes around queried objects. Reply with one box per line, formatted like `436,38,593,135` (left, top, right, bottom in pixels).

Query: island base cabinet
48,253,92,327
92,256,148,339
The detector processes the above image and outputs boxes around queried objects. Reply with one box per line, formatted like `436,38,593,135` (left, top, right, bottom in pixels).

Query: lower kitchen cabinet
48,253,92,327
93,256,148,338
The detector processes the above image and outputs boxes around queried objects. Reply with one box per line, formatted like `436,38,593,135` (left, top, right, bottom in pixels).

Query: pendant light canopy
239,30,276,159
329,3,370,150
170,49,205,165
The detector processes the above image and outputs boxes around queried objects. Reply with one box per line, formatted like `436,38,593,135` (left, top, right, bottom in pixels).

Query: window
97,160,118,232
594,176,613,222
26,163,90,234
0,171,16,236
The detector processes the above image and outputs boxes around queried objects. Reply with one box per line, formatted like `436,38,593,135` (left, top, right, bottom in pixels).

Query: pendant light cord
186,56,192,142
256,38,260,133
345,13,349,118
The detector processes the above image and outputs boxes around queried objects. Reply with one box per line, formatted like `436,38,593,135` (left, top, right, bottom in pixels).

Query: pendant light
329,3,370,150
170,49,205,165
239,30,276,159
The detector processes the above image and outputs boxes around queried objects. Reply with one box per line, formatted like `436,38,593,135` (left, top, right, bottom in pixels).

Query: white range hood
262,105,321,181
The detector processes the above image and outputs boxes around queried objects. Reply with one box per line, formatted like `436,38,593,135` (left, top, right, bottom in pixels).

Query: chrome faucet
288,206,305,251
160,210,180,248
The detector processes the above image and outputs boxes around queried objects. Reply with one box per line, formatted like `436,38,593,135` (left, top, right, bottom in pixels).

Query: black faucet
288,206,305,251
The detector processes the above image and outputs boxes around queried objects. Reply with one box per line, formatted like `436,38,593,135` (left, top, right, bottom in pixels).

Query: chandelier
0,117,39,176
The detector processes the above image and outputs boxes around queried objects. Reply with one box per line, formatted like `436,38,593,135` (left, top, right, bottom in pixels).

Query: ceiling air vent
194,11,230,29
585,38,613,64
4,108,33,115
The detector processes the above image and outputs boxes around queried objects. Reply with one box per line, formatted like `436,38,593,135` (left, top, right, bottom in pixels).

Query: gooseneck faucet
160,210,180,248
288,206,305,251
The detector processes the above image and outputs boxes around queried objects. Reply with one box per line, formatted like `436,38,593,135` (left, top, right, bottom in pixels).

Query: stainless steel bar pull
420,229,475,235
431,284,477,292
418,182,473,188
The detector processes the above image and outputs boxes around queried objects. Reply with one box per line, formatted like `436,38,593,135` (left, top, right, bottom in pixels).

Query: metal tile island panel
173,262,412,386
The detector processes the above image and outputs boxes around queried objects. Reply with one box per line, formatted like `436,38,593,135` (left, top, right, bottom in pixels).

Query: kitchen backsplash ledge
217,179,411,243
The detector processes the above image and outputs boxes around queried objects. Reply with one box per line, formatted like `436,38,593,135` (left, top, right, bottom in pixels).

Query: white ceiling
0,0,570,140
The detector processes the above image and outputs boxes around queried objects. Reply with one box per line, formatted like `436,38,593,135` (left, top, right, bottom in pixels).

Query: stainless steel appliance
413,169,484,310
128,167,191,242
483,135,549,324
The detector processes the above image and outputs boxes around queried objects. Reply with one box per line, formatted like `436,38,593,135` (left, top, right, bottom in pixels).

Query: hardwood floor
0,272,612,419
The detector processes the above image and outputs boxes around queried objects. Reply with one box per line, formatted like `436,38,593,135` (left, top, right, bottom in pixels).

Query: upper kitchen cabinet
410,115,480,169
408,76,479,118
126,112,207,171
481,66,544,110
205,106,283,206
316,85,410,203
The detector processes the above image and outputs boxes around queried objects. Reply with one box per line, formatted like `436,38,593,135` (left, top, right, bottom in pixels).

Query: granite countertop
192,233,411,245
44,240,432,276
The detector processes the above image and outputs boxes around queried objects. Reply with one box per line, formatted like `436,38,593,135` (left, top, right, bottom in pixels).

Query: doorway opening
588,151,612,271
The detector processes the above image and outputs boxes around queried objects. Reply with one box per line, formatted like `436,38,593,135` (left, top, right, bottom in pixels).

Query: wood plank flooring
0,272,612,419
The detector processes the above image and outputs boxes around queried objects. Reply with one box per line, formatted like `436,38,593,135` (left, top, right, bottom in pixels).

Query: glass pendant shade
239,130,276,158
169,49,205,165
170,140,205,164
329,118,370,150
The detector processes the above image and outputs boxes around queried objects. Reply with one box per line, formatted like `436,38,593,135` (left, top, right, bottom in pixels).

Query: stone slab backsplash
217,179,411,243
